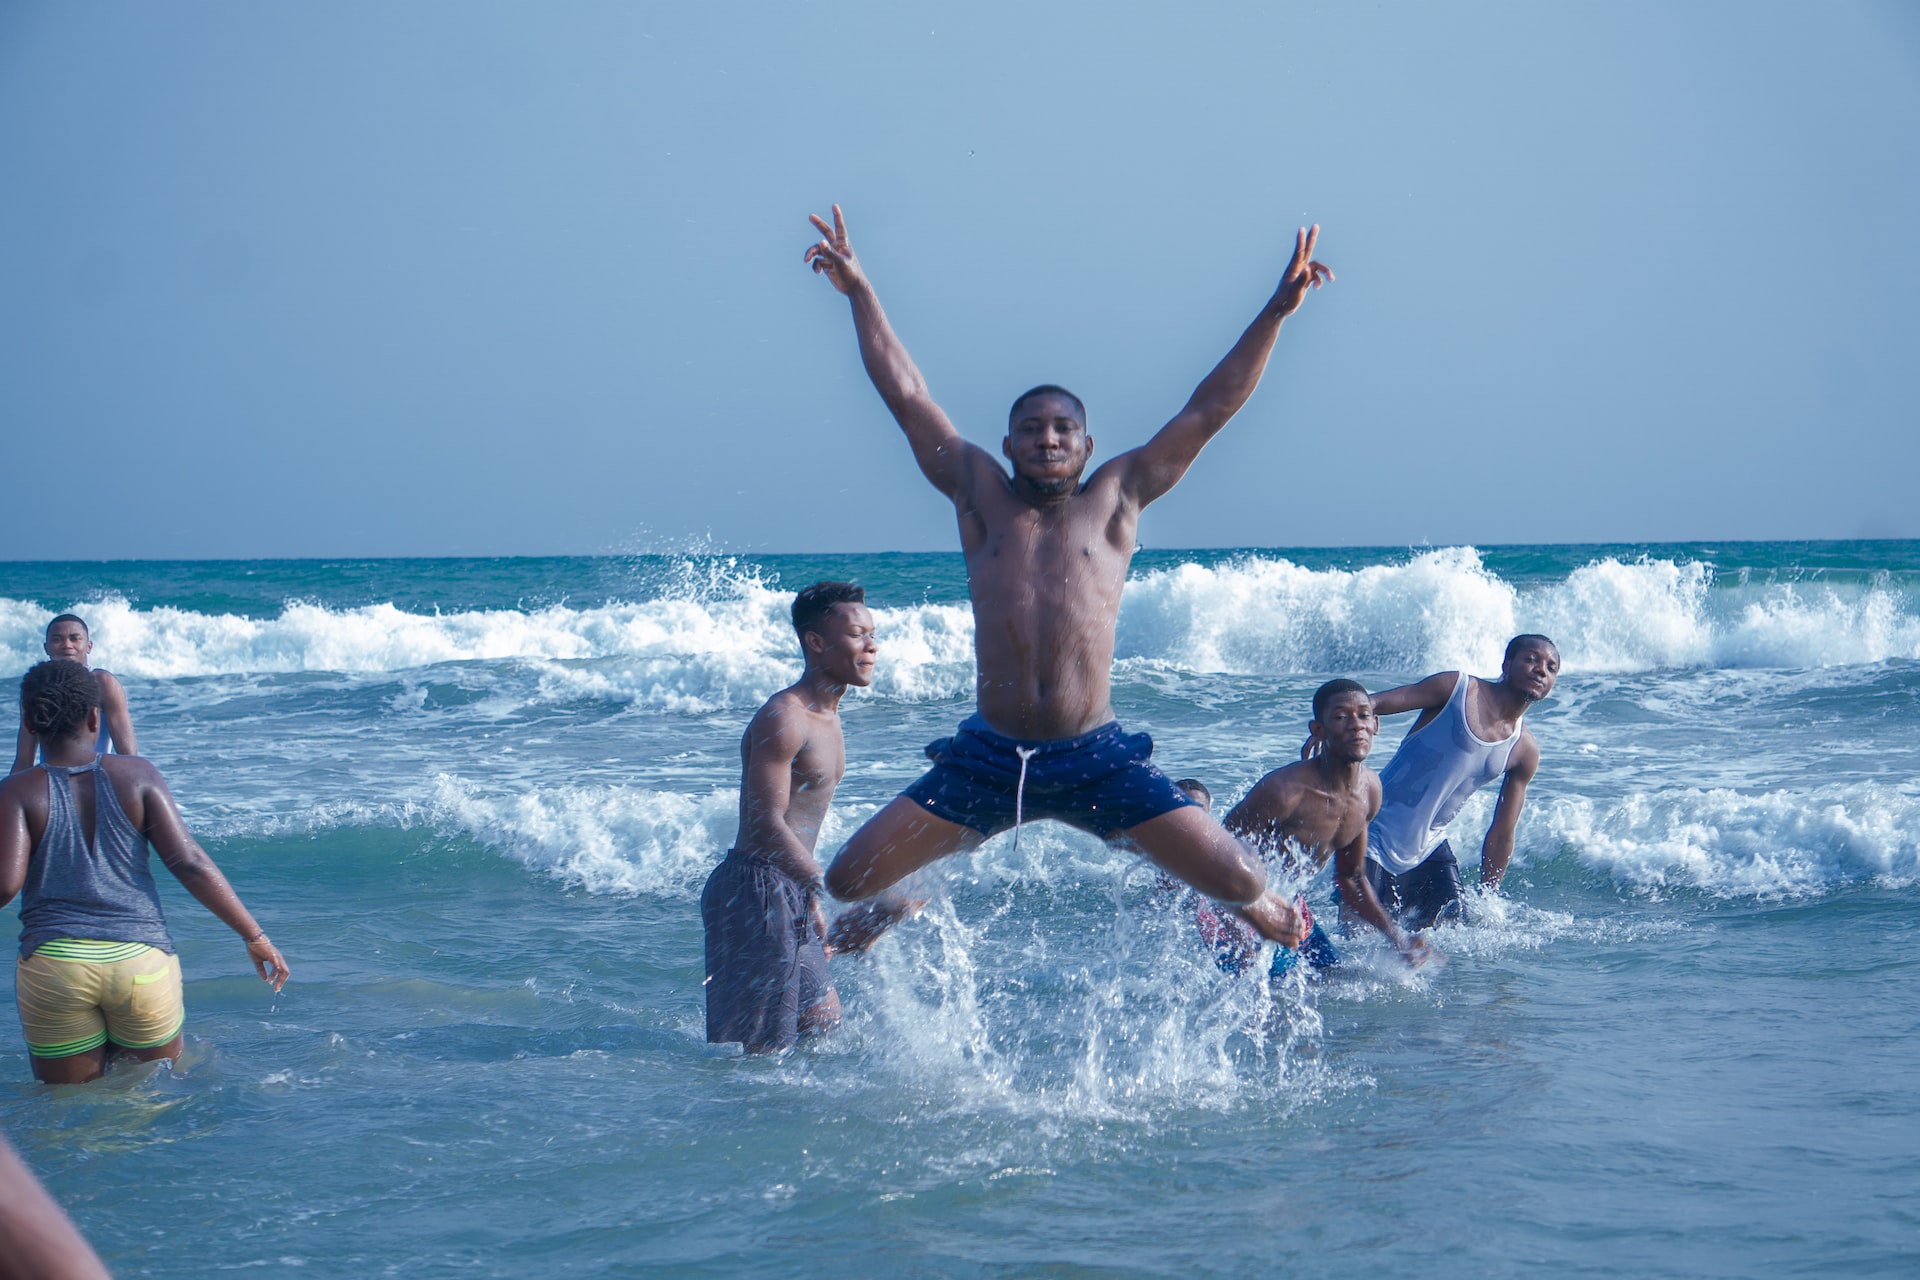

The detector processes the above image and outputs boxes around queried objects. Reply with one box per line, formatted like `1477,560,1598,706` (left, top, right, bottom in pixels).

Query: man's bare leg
1122,807,1306,945
29,1034,180,1085
1121,806,1266,903
826,797,983,901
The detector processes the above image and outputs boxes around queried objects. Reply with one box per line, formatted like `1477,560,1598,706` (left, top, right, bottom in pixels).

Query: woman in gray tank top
0,660,290,1085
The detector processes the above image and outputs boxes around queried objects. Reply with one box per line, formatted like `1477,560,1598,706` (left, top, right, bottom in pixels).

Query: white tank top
1366,672,1521,875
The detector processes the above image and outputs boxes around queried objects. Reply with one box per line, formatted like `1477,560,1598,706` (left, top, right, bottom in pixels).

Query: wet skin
802,206,1332,942
727,604,917,1048
0,706,289,1084
1227,693,1431,964
1361,639,1561,890
12,622,136,775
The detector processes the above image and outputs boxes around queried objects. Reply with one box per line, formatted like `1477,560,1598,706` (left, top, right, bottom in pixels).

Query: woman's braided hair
21,659,100,741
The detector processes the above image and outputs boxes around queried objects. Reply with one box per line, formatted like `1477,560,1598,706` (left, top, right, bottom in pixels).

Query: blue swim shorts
901,715,1197,840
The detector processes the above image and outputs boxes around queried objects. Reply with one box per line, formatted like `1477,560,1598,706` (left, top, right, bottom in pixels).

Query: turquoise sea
2,542,1917,1277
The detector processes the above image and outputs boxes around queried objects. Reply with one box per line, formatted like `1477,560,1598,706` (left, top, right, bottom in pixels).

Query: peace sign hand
1271,224,1334,318
804,204,867,296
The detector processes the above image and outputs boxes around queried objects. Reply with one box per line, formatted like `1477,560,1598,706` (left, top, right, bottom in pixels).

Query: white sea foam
1119,549,1920,676
5,550,1916,700
1539,782,1920,898
422,774,766,896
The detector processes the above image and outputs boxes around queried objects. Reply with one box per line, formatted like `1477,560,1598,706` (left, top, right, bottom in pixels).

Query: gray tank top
17,758,175,959
1367,672,1522,875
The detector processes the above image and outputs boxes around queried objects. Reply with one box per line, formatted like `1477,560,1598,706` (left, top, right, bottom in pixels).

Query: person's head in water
1003,385,1092,499
20,660,100,745
1501,634,1560,703
1311,678,1377,765
1173,778,1212,813
42,615,93,666
792,582,878,688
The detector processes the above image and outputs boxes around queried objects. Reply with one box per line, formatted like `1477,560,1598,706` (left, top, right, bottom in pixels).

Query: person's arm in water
94,671,137,756
804,205,999,502
121,760,291,991
1478,732,1539,889
1332,825,1432,967
0,1136,111,1280
1114,225,1332,508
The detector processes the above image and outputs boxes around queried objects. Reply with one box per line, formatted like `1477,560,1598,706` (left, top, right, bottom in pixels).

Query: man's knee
825,848,875,901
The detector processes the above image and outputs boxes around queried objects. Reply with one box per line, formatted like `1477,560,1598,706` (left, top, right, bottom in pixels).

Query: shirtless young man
11,616,136,774
1328,635,1560,930
700,582,916,1053
1217,680,1433,975
803,206,1331,946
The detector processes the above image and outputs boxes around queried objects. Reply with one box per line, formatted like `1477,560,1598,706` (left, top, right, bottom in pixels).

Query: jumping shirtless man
804,205,1330,945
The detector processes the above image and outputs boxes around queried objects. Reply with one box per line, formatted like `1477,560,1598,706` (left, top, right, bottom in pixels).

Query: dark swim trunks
901,715,1198,839
700,850,832,1051
1362,839,1466,932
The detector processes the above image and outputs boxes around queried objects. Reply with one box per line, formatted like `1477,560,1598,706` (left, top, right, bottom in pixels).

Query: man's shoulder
749,687,841,745
751,687,810,730
1245,760,1313,805
1507,727,1542,774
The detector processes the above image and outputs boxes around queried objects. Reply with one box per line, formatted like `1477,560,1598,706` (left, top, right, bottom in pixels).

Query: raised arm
1302,669,1459,759
1118,225,1332,507
1478,731,1538,889
1366,670,1461,719
131,763,290,991
805,205,995,502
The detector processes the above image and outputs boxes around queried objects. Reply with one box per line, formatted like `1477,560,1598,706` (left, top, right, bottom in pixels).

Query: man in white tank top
1341,635,1559,930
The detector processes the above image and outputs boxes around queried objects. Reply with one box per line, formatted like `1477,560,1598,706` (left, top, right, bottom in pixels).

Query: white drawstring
1009,745,1039,854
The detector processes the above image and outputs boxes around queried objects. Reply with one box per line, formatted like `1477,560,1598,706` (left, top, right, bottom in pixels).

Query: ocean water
1,542,1917,1278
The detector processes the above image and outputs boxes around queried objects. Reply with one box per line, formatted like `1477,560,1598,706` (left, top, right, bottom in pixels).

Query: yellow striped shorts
15,941,185,1059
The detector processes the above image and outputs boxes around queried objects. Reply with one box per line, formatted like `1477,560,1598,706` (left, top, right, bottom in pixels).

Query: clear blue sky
3,2,1916,560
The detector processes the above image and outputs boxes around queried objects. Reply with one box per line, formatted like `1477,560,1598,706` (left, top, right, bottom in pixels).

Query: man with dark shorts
1218,680,1433,976
700,583,917,1053
1333,635,1560,930
802,205,1331,945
